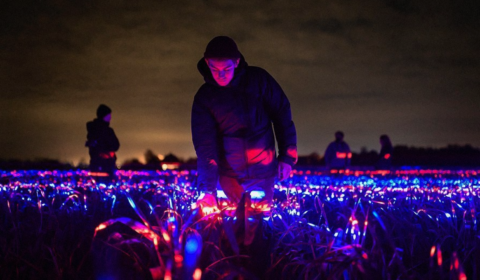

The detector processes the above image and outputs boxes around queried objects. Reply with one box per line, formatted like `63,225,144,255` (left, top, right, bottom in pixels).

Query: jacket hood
197,54,248,87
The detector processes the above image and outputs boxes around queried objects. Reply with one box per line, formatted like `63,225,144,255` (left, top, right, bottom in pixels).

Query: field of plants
1,168,479,280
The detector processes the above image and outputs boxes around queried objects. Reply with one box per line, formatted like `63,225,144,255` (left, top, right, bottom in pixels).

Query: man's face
103,113,111,123
205,58,240,87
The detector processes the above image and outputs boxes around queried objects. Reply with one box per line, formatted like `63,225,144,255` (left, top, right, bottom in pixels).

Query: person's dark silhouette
324,131,351,170
85,104,120,179
376,134,393,170
191,36,297,258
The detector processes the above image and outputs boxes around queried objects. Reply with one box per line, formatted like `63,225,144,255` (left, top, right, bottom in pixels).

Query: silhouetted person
86,104,120,179
324,131,351,170
191,36,297,250
376,134,393,170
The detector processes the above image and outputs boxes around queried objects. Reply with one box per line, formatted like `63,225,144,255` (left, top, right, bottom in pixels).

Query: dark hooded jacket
86,119,120,174
376,144,393,170
192,55,297,192
324,140,351,169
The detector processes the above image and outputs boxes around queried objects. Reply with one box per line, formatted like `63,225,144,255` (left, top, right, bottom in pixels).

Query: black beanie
204,36,241,59
96,104,112,119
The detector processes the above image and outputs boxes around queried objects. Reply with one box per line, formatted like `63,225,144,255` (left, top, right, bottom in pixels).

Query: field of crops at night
1,168,480,280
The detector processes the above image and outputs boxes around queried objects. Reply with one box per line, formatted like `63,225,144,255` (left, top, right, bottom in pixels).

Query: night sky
1,0,479,165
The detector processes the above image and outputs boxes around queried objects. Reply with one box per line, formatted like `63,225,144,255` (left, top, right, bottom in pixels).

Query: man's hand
278,161,292,181
195,193,218,215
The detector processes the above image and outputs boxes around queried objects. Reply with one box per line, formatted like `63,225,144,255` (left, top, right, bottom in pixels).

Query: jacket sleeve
191,94,219,192
105,128,120,152
86,123,94,147
262,71,297,166
86,122,98,144
98,127,120,152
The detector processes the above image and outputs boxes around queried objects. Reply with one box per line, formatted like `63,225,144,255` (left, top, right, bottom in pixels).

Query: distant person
85,104,120,179
376,134,393,170
324,131,351,170
191,36,297,246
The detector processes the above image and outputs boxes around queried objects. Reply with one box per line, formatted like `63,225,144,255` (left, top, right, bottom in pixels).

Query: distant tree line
0,158,75,170
120,149,197,171
1,145,479,170
297,144,480,168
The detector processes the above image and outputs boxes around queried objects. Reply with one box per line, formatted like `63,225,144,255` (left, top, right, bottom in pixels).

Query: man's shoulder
244,66,278,88
86,120,96,130
326,142,336,149
87,119,110,131
246,66,270,77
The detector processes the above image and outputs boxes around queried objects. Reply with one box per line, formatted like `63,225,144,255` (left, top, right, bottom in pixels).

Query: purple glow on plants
1,168,480,279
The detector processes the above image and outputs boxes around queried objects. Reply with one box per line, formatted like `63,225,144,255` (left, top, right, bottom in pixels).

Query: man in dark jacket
376,134,393,170
86,104,120,179
191,36,297,245
324,131,351,171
